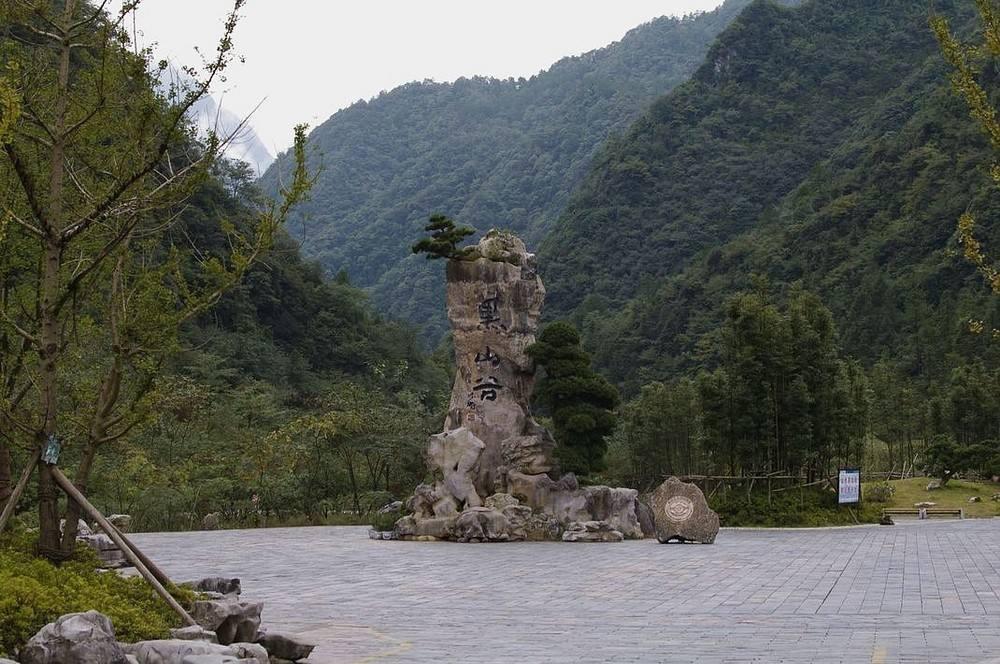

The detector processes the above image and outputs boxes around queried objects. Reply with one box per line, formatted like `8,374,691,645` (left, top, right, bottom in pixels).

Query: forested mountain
261,0,772,341
540,0,999,388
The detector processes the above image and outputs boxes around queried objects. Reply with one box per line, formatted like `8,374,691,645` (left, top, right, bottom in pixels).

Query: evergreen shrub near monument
527,323,620,477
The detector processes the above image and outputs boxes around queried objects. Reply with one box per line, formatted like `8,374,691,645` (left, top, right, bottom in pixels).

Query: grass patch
874,478,1000,518
0,529,192,658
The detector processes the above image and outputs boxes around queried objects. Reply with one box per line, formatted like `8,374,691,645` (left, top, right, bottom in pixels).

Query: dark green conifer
527,322,619,476
411,214,475,260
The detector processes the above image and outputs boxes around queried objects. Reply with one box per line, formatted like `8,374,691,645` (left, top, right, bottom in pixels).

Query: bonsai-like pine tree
528,322,620,476
411,214,476,260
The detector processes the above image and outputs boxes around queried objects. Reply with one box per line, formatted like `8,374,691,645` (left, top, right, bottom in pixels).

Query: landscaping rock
60,518,93,537
170,626,219,643
21,610,128,664
107,514,133,532
0,659,20,664
256,632,315,661
649,477,720,544
394,515,455,539
191,597,263,646
992,493,1000,502
183,577,242,597
228,643,268,663
77,533,128,568
914,501,936,508
425,427,486,509
926,480,942,491
561,520,623,542
202,513,221,530
969,496,982,503
454,506,514,542
128,639,262,664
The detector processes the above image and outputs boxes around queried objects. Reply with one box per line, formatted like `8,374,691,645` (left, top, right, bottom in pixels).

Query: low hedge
708,486,882,527
0,530,191,657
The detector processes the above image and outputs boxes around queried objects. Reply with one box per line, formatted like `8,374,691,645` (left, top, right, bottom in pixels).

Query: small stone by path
132,519,1000,663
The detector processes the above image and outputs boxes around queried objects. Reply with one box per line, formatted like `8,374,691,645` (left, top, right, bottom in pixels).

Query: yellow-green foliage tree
932,1,1000,337
0,0,310,559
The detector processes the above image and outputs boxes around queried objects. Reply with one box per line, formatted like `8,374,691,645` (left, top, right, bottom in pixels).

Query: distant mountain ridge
540,0,999,387
261,0,770,341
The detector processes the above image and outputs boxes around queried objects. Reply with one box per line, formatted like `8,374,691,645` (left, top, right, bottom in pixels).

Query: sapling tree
0,0,311,558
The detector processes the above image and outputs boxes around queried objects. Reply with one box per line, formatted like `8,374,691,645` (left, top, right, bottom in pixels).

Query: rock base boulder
21,611,128,664
649,477,720,544
561,521,623,542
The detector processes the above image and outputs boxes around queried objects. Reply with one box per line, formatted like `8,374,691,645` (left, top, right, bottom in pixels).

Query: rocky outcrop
126,640,265,664
183,577,242,597
426,428,486,509
394,231,643,543
21,611,128,664
649,477,720,544
107,514,132,532
191,598,262,646
561,521,623,542
169,626,219,643
256,632,315,661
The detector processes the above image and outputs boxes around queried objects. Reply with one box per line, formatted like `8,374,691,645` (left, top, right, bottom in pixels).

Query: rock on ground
191,598,262,646
649,477,720,544
21,611,128,664
561,521,624,542
183,577,242,597
127,640,265,664
255,632,315,661
169,626,219,643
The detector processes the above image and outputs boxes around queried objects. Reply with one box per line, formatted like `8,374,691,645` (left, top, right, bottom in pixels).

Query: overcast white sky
114,1,724,154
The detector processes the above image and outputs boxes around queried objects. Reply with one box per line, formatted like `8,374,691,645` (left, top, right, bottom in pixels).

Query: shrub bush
0,529,191,657
865,481,895,503
708,486,881,527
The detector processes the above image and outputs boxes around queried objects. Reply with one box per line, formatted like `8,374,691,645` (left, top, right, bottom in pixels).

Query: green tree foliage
549,0,998,398
692,285,862,478
527,323,619,476
0,1,449,541
612,379,701,490
260,0,780,341
411,214,475,260
932,1,1000,338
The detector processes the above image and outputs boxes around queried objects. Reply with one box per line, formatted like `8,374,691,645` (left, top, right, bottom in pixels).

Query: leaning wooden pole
107,521,174,590
0,450,40,537
50,466,196,627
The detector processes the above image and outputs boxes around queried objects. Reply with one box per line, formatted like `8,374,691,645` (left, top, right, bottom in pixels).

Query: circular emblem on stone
664,496,694,523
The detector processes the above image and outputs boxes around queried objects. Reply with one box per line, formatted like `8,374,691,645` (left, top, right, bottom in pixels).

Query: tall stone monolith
394,230,645,542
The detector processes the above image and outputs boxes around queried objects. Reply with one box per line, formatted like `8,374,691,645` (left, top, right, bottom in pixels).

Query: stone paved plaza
133,519,1000,663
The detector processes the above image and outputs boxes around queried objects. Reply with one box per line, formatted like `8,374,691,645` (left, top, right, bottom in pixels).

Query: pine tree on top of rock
527,322,620,477
411,214,476,260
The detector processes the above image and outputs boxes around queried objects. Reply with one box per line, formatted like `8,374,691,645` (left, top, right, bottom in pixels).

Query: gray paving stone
132,518,1000,663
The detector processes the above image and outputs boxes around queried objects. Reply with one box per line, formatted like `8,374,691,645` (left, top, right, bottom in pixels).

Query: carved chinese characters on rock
478,294,507,332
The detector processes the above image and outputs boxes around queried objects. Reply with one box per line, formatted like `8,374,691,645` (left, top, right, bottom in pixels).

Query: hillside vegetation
261,0,775,341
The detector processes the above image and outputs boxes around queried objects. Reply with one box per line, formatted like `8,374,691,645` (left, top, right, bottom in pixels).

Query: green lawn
872,478,1000,518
